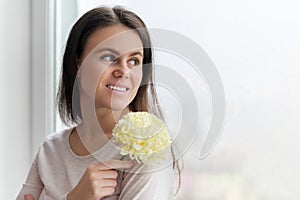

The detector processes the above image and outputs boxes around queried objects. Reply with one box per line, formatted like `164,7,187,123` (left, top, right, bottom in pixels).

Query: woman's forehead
84,24,144,57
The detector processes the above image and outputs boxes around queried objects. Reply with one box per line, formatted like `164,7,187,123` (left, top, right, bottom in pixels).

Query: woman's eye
101,54,116,62
128,58,141,66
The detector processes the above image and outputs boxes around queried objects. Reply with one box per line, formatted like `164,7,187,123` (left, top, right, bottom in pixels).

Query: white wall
0,0,31,199
0,0,50,198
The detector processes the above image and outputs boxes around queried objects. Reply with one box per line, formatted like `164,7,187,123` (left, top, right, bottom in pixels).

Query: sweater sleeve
16,149,44,200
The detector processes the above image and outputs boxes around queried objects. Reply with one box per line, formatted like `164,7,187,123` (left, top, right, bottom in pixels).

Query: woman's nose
113,59,130,78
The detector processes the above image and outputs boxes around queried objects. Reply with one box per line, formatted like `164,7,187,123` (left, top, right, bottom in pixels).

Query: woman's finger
99,178,118,187
96,160,134,170
99,187,115,197
24,194,35,200
99,169,118,179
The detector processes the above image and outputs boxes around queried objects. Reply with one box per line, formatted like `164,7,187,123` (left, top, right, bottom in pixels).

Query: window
53,0,78,132
53,1,220,199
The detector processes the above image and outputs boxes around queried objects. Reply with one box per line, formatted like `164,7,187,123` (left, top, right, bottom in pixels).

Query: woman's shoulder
39,127,74,151
32,127,76,171
45,127,73,140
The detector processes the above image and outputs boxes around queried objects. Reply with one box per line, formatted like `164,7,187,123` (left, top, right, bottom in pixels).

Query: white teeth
107,85,128,92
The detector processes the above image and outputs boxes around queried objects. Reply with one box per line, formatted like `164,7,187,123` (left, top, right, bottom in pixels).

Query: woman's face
78,24,144,111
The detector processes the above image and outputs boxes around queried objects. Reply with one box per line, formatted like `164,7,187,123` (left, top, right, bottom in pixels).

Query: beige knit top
16,128,174,200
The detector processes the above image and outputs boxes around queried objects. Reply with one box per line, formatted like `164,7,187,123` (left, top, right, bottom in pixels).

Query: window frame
31,0,56,157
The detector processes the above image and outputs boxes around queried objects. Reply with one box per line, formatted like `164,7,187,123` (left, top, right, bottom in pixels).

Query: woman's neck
95,107,130,137
74,95,130,154
70,91,129,154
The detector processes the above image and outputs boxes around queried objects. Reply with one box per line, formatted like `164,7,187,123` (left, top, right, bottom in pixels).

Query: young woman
17,6,179,200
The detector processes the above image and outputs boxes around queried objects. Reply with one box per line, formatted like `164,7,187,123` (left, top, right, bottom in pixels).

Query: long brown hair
56,6,182,194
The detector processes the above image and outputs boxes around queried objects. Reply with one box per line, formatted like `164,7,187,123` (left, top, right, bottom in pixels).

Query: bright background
1,0,300,199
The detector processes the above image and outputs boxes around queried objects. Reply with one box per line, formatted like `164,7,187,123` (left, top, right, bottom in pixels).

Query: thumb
24,194,35,200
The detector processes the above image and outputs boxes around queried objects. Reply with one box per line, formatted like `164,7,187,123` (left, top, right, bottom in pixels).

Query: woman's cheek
78,58,109,98
132,67,143,89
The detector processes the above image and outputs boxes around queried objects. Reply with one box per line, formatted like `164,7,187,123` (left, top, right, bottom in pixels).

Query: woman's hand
24,194,35,200
67,160,133,200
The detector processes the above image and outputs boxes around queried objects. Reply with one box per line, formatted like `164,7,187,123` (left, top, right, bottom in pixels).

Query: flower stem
120,155,127,161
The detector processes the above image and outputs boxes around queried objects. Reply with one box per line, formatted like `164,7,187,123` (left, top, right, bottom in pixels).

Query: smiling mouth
106,84,129,92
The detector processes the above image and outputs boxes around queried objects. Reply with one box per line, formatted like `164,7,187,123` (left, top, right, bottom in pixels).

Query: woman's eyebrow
94,48,143,57
94,48,120,55
129,52,143,57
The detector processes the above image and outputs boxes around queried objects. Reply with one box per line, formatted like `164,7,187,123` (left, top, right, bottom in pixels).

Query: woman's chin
110,105,128,111
95,102,129,112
